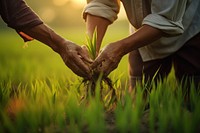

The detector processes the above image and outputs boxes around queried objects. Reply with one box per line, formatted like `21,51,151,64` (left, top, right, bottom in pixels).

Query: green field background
0,20,130,84
1,2,200,132
1,14,200,133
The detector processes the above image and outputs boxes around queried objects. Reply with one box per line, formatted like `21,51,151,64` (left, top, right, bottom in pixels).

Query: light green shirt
83,0,200,61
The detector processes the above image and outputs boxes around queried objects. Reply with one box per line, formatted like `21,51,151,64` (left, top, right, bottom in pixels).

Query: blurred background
0,0,128,30
0,0,130,80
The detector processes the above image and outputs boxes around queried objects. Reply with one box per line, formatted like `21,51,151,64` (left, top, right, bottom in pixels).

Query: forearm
86,14,111,53
118,25,164,56
0,0,43,30
22,24,66,53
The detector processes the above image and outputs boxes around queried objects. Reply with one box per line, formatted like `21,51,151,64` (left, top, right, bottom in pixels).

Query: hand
58,40,93,78
21,24,92,78
91,42,124,77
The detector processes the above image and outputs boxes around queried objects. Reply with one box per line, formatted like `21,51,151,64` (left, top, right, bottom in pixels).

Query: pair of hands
59,40,124,79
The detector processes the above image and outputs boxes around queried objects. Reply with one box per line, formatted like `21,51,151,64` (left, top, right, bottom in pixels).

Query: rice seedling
81,29,117,109
1,30,200,133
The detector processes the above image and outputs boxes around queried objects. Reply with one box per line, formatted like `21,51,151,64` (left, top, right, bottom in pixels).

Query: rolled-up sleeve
142,0,187,35
83,0,120,23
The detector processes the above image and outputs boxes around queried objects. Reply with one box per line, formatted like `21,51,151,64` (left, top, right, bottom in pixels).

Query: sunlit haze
73,0,86,6
53,0,86,7
33,0,126,25
52,0,126,19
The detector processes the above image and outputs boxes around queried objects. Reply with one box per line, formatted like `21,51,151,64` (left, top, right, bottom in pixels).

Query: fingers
98,61,117,77
67,62,86,77
61,42,93,78
91,56,103,70
92,55,120,77
61,55,84,77
91,46,107,69
104,63,117,77
62,52,91,79
80,45,93,63
72,54,92,78
65,57,91,78
73,67,89,78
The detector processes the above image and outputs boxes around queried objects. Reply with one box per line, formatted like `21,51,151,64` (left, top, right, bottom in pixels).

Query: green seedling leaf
86,28,97,60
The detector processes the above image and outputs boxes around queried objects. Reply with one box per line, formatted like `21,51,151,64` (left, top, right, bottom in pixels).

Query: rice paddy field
0,22,200,133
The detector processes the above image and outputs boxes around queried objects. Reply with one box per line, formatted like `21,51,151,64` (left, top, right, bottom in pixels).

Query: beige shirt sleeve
142,0,188,35
83,0,120,23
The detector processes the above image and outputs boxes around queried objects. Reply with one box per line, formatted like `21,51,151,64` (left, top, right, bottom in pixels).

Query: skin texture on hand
58,41,93,78
91,42,124,77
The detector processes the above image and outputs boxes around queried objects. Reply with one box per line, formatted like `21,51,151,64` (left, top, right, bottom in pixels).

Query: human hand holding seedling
85,29,123,77
83,29,116,100
59,40,93,78
21,24,92,78
91,41,124,77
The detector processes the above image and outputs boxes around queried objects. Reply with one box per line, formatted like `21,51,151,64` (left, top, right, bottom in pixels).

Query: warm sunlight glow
52,0,126,20
70,0,126,19
72,0,86,5
40,8,55,23
119,6,126,20
53,0,85,7
53,0,69,6
70,0,86,9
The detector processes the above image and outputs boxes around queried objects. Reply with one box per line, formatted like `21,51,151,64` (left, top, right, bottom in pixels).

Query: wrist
53,38,66,52
53,39,69,55
116,39,130,56
22,24,66,53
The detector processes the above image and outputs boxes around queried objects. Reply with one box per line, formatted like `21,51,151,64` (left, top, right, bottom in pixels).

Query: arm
119,25,163,56
92,25,163,76
92,0,188,76
0,0,92,78
86,14,111,54
22,24,92,78
83,0,120,55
